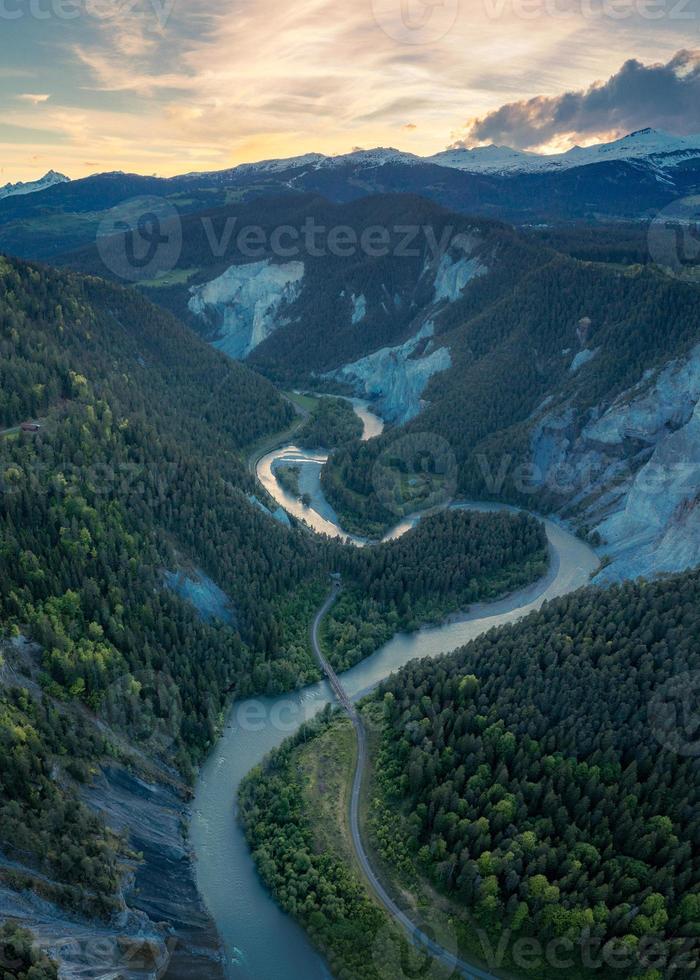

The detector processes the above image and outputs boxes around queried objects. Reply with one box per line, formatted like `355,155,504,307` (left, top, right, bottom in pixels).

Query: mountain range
20,129,700,185
2,129,700,263
198,127,700,177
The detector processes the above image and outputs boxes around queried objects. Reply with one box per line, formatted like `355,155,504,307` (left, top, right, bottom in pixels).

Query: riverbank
190,403,598,980
191,395,598,978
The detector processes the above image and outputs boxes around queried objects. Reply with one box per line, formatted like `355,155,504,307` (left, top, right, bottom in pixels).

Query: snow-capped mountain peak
208,130,700,182
426,144,539,174
229,152,328,177
0,169,70,201
427,129,700,176
320,147,421,169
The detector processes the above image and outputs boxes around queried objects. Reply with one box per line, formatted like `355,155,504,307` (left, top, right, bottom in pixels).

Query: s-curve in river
191,398,599,980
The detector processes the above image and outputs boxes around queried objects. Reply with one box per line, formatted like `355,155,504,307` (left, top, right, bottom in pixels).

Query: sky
0,0,699,183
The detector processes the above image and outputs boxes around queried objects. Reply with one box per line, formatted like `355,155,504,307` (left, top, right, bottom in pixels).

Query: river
191,399,599,980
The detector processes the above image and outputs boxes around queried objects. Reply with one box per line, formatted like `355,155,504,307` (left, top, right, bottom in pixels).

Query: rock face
319,244,483,421
325,321,451,423
433,249,484,303
188,260,304,358
350,293,366,325
85,766,225,980
0,640,225,980
0,763,225,980
530,343,700,581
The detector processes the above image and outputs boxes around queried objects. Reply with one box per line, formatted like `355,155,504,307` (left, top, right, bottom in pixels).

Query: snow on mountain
229,153,327,176
551,129,700,172
318,147,421,169
199,130,700,182
427,144,540,174
226,147,420,177
0,169,69,200
430,129,700,176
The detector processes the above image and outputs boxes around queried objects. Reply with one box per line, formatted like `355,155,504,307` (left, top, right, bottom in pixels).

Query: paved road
311,582,500,980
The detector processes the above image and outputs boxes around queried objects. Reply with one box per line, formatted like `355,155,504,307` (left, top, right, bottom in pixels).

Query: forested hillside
245,568,700,980
325,510,547,670
0,254,551,967
324,253,700,534
0,254,327,932
371,570,700,977
296,396,363,450
62,193,548,382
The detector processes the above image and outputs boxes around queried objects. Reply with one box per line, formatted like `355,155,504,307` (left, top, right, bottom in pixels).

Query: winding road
192,398,599,980
311,580,501,980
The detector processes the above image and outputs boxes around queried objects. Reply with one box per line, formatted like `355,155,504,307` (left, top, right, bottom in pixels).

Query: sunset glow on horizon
1,0,699,183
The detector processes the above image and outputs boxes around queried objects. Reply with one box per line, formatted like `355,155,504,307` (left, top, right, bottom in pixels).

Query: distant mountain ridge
3,129,700,261
0,168,69,200
157,128,700,179
428,128,700,174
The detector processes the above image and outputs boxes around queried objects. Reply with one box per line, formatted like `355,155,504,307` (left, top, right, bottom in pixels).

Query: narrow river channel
191,399,599,980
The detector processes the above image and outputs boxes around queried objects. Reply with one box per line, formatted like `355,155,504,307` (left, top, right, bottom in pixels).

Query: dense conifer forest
324,510,547,670
296,396,363,450
372,570,700,977
0,255,548,935
242,569,700,979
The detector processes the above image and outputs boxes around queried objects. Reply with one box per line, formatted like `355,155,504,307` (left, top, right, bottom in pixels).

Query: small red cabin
20,422,41,433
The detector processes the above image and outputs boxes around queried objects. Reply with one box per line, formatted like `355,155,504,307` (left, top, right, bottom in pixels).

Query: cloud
18,94,51,105
454,50,700,150
1,0,692,181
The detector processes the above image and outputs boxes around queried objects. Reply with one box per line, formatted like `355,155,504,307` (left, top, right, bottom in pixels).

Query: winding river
191,399,599,980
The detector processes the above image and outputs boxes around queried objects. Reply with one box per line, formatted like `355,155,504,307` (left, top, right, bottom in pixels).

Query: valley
2,128,700,980
199,400,597,978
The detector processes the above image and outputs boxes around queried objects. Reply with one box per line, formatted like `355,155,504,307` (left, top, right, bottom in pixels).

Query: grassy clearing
298,712,357,867
284,389,320,414
137,267,200,288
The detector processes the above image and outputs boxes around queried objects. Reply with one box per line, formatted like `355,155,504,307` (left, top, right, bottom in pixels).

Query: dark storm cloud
457,50,700,148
